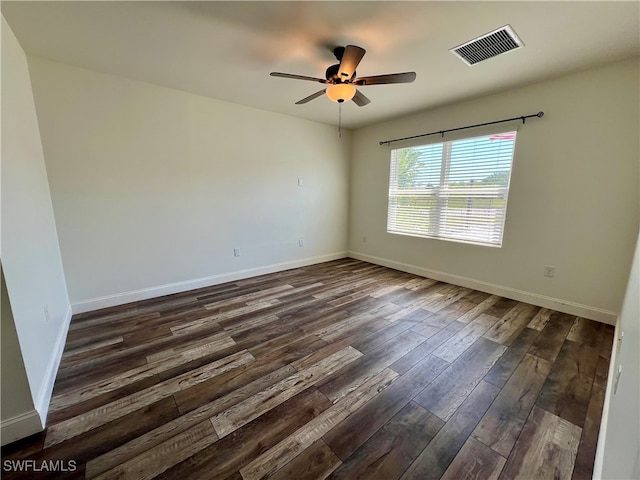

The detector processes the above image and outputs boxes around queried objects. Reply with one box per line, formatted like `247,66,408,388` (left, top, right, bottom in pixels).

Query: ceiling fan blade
295,89,326,105
352,89,371,107
338,45,366,81
354,72,417,86
271,72,328,84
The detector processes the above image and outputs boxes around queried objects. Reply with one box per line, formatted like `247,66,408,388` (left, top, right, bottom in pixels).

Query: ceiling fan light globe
326,84,356,103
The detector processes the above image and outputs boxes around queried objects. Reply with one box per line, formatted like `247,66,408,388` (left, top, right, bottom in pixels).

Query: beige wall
26,57,350,310
0,266,36,439
1,17,71,427
349,58,639,320
595,227,640,479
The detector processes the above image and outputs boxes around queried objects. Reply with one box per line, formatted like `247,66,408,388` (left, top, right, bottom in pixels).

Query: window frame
386,130,517,247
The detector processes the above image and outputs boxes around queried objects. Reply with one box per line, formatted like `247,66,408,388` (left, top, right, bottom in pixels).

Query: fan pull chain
338,102,342,138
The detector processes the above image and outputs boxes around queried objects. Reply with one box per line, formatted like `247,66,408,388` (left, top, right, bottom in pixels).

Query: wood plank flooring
1,259,614,480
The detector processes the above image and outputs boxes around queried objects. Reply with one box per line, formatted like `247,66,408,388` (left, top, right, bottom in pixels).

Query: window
387,131,517,247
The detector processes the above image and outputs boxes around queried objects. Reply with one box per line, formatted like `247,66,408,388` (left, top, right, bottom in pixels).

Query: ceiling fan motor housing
325,64,355,84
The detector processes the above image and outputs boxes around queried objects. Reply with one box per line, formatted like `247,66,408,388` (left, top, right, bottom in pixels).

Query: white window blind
387,131,517,247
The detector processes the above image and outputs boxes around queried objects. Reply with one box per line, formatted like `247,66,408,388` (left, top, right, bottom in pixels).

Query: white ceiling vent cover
451,25,524,66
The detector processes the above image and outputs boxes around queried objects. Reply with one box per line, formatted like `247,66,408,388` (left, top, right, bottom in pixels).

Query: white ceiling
3,1,639,129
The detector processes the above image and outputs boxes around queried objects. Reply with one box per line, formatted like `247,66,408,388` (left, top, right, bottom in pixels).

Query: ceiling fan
270,45,416,106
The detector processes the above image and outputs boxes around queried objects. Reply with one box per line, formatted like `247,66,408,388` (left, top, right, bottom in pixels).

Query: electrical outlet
233,248,241,257
298,239,304,247
544,266,556,278
362,236,367,244
43,305,50,323
297,177,303,187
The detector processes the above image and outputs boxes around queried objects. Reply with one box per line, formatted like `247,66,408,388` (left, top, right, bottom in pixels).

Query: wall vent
451,25,524,66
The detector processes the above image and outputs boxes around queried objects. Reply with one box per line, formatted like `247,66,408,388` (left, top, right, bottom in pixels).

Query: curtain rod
379,111,544,146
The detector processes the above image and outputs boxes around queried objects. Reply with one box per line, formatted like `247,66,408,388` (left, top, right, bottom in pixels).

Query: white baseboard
349,251,617,325
0,409,43,446
71,252,348,314
35,304,73,426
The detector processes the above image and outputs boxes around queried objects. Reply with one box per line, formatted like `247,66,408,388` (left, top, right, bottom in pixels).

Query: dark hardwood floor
1,259,613,479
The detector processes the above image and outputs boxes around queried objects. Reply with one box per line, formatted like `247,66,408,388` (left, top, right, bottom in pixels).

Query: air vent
451,25,523,66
